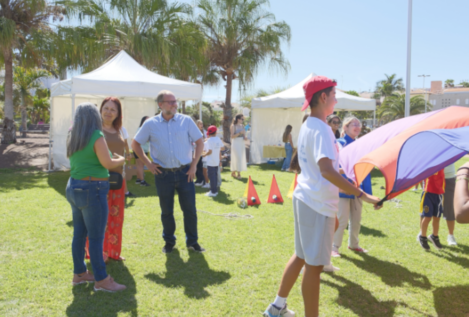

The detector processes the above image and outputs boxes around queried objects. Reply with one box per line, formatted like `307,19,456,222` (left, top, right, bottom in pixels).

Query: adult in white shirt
263,76,382,317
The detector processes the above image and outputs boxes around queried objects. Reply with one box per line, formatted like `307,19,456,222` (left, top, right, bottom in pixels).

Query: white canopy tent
250,73,376,164
49,50,202,170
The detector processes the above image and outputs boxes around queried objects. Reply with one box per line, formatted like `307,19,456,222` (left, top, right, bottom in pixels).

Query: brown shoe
72,271,95,285
94,275,126,292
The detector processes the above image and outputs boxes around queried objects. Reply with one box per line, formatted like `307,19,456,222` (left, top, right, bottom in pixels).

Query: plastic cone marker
287,174,298,199
267,175,284,203
247,176,261,206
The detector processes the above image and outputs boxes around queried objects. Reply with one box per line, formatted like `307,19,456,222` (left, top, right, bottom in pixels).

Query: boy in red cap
263,76,382,317
202,125,225,197
418,169,445,250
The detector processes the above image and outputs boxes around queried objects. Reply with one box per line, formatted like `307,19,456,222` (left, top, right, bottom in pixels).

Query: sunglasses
331,121,341,125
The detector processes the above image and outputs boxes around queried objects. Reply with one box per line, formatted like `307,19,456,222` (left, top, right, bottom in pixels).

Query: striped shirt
134,113,202,168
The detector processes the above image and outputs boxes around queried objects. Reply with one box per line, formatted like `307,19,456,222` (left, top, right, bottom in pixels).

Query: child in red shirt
418,169,445,250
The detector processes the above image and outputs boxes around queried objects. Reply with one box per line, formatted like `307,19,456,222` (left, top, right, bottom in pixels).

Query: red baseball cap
301,76,337,111
207,125,217,135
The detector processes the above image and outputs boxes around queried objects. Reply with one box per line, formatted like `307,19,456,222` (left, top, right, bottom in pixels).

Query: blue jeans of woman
154,166,198,247
66,178,109,282
282,143,293,170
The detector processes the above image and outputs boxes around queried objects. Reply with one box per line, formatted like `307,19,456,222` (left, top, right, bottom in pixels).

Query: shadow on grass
360,225,387,238
0,170,50,193
341,253,431,289
47,171,69,199
433,285,469,316
66,261,137,317
145,249,231,299
323,275,433,317
429,248,469,270
323,275,398,316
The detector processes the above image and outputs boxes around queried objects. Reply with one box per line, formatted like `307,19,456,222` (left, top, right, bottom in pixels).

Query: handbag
109,171,123,190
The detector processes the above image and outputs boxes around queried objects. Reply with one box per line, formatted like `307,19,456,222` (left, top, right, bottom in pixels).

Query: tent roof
251,73,375,111
51,51,202,101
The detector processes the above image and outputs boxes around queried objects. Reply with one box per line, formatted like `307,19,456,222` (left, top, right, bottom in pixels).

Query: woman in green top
66,102,126,293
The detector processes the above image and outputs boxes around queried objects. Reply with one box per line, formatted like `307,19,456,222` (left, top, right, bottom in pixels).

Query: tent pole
199,100,202,122
48,97,53,172
71,94,76,119
373,110,376,129
248,108,253,165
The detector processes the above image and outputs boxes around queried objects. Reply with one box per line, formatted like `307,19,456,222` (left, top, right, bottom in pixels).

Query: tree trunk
21,95,28,138
181,100,186,114
1,47,16,144
222,73,233,143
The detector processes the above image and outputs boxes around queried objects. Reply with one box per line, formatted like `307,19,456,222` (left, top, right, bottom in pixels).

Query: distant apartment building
411,81,469,110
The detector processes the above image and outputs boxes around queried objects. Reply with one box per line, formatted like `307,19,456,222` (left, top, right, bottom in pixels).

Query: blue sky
181,0,469,103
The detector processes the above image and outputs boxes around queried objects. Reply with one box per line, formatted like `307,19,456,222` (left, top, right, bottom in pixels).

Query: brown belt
80,176,108,181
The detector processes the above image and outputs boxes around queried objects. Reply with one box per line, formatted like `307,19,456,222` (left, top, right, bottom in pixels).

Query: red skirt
85,186,125,261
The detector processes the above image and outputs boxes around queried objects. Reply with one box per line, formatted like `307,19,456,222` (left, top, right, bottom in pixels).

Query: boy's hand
361,193,383,210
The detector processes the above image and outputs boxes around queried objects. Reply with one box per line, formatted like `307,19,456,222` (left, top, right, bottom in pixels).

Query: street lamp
418,74,430,113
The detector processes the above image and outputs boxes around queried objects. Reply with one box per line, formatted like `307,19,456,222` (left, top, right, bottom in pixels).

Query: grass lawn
1,159,469,316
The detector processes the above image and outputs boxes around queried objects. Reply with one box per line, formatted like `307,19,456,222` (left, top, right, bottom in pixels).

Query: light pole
405,0,413,117
418,75,430,113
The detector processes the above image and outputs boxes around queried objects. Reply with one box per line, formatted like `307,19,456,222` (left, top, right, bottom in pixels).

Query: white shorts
293,197,335,266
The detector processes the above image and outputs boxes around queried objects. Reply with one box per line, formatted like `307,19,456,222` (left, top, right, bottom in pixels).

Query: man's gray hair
155,90,174,104
67,102,103,157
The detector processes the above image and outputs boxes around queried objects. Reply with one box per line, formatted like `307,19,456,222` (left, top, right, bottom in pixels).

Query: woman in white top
230,114,247,179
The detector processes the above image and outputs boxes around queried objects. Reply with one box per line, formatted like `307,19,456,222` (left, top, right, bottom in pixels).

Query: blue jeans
282,143,293,170
66,178,109,282
154,166,198,246
208,166,219,194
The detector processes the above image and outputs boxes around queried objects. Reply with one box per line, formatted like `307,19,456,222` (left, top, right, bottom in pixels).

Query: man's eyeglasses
163,100,178,105
349,123,361,127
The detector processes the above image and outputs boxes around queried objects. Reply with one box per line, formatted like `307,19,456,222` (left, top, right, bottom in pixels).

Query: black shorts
133,152,149,159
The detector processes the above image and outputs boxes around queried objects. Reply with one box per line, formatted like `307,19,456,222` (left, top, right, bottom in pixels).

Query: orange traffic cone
244,176,261,206
287,174,298,199
267,175,284,203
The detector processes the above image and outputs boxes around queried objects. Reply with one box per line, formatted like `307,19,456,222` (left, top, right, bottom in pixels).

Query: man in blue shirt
132,90,204,253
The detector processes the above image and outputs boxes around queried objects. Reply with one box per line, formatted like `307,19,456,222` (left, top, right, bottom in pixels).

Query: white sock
273,295,286,309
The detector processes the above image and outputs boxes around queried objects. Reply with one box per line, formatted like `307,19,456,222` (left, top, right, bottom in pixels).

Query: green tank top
70,130,110,179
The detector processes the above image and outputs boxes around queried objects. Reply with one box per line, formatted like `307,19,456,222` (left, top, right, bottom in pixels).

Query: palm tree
196,0,291,142
30,93,50,124
1,0,63,143
375,74,404,98
378,94,431,122
13,67,50,136
445,79,455,88
460,81,469,88
57,0,198,74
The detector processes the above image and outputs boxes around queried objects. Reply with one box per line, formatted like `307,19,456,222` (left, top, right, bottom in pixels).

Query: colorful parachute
339,106,469,202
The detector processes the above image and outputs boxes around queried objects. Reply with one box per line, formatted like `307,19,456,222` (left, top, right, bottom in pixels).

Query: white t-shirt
202,142,209,163
444,163,456,179
293,117,340,217
121,127,129,140
205,136,224,167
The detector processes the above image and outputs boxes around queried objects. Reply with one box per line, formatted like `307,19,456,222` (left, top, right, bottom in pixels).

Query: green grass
2,160,469,316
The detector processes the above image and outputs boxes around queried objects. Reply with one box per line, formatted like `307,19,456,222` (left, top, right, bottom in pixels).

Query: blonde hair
341,116,361,138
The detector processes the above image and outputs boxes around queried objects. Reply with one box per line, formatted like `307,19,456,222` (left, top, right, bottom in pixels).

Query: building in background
411,81,469,110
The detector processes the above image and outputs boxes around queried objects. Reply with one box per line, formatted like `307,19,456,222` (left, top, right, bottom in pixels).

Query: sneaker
202,183,210,189
331,250,341,258
348,246,368,253
72,271,95,285
428,234,443,250
187,243,206,253
125,191,136,198
162,243,175,254
447,234,458,246
419,235,430,251
94,275,126,292
263,303,295,317
140,180,151,187
135,179,141,184
205,191,218,197
323,263,340,272
194,182,204,187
